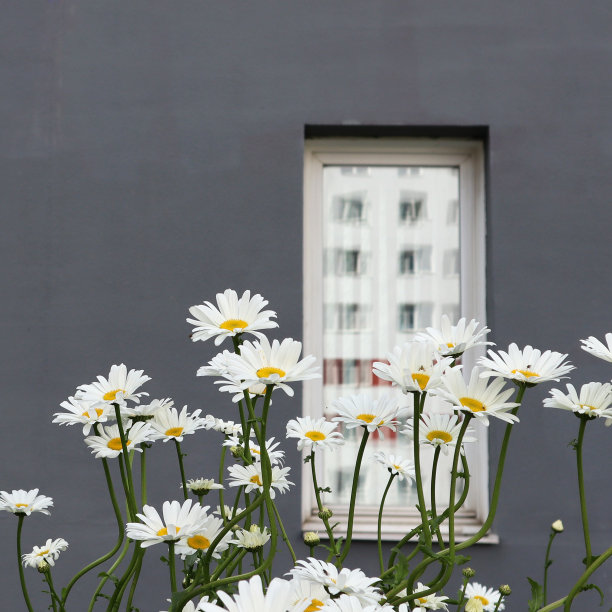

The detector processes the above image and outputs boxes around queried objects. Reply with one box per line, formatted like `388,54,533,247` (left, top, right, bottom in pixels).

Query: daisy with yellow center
126,499,210,548
372,452,415,482
434,368,520,426
122,397,174,420
22,538,68,569
544,382,612,418
478,343,574,386
405,413,476,455
464,583,504,612
231,525,271,551
53,396,112,435
331,393,409,437
84,422,153,458
76,363,150,406
0,488,53,516
373,341,452,394
286,416,345,452
187,289,278,346
227,463,293,499
149,405,206,443
411,581,449,610
183,478,224,496
416,315,492,359
223,435,285,465
175,515,232,559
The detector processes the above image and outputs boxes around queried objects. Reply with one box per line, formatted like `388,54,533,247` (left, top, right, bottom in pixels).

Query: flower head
76,363,150,405
175,515,233,559
223,436,285,466
416,315,492,359
478,343,574,386
227,463,293,499
232,525,271,551
551,519,564,533
203,414,244,436
84,422,153,458
22,538,68,569
286,416,345,452
372,452,415,482
411,581,449,610
581,333,612,362
149,405,206,442
464,583,504,612
0,489,53,516
53,396,112,435
544,382,612,418
404,412,476,455
122,397,174,420
331,393,409,437
184,478,224,496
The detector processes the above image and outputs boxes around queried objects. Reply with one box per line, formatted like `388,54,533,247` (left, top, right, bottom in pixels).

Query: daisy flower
223,337,320,398
122,397,174,420
372,452,415,482
213,505,245,521
319,594,394,612
149,405,206,442
411,582,449,610
289,558,382,606
76,363,150,405
0,489,53,516
126,499,210,548
373,342,452,394
161,598,209,612
288,577,330,612
198,575,296,612
581,333,612,362
175,514,233,559
183,478,224,496
478,343,574,386
84,422,153,458
464,583,504,612
223,436,285,465
53,396,112,435
416,315,492,359
22,538,68,569
232,525,271,550
227,463,293,499
286,416,345,452
331,393,409,437
544,382,612,418
404,413,476,455
188,288,278,346
203,415,244,437
434,368,519,426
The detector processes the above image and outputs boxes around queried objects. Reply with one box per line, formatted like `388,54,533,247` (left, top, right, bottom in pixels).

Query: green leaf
527,577,544,612
303,455,312,463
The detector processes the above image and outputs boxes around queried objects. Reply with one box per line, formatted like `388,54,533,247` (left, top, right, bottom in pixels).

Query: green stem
126,549,145,611
16,514,34,612
113,403,138,519
168,541,177,593
456,574,470,611
140,445,148,506
378,473,396,574
106,545,144,612
430,446,444,548
310,450,339,557
211,547,244,581
218,445,227,520
493,594,505,612
339,427,370,564
576,416,592,566
272,501,297,564
412,392,432,548
118,451,136,521
175,439,188,500
44,569,61,612
543,530,557,605
88,538,130,612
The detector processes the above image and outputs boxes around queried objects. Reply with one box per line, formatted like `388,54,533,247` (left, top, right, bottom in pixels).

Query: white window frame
303,138,493,542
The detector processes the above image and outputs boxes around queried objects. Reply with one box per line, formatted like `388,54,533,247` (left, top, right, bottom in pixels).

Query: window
303,138,487,540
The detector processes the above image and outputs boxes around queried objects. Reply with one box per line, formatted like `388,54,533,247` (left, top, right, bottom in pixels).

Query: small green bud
462,567,476,578
318,507,333,520
231,445,244,459
304,531,320,546
499,584,511,596
37,560,50,574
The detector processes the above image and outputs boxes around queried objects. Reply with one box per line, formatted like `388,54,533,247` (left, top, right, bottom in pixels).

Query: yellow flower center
82,408,104,418
305,431,326,441
460,397,486,412
356,413,376,423
511,368,539,378
156,526,180,537
446,342,455,348
165,427,184,437
475,595,489,605
426,430,453,443
250,475,262,486
103,389,127,401
219,319,248,331
107,437,131,451
187,535,211,550
412,373,430,390
256,367,286,379
393,464,402,470
305,599,325,612
36,549,50,557
418,597,428,604
581,404,598,411
15,503,29,508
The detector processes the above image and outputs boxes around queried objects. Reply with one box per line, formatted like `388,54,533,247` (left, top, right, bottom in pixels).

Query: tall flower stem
126,551,145,612
113,403,138,519
16,514,34,612
412,391,432,548
168,541,177,593
430,446,444,547
310,450,339,557
338,427,370,564
106,544,144,611
140,445,148,506
218,445,227,521
272,501,297,564
44,569,61,612
87,538,130,612
576,415,592,566
175,439,189,500
378,473,396,574
542,528,558,605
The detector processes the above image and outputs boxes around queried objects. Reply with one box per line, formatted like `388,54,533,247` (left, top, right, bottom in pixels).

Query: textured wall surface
2,1,612,608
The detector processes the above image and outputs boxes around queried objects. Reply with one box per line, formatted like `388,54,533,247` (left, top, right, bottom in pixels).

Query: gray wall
3,1,612,608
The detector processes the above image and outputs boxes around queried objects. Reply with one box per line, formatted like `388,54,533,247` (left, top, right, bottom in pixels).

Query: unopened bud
499,584,511,596
462,567,476,578
551,519,564,533
318,507,333,520
231,446,244,459
37,560,50,573
304,531,320,546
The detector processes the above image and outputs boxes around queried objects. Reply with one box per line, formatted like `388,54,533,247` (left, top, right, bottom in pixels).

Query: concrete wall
3,1,612,608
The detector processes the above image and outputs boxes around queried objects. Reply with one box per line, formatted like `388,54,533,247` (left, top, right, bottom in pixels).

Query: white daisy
223,436,285,465
434,368,520,426
464,583,504,612
288,577,330,612
203,415,244,437
183,478,225,496
289,558,382,606
126,499,210,548
149,405,206,443
76,363,150,405
411,582,449,610
331,393,409,437
373,342,452,394
227,463,293,499
198,575,296,612
84,422,153,458
372,452,415,482
581,333,612,363
22,538,68,569
188,289,278,346
53,396,112,435
160,598,209,612
175,514,233,559
320,594,393,612
404,413,476,455
0,488,53,516
213,505,245,521
286,416,345,452
544,382,612,417
122,397,174,420
416,315,492,359
223,337,320,398
478,343,574,386
231,525,271,550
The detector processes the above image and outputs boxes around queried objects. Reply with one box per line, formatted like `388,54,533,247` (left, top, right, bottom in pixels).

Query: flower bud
230,445,244,459
37,560,50,574
318,507,333,520
303,531,320,546
551,519,564,533
499,584,511,596
462,567,476,578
